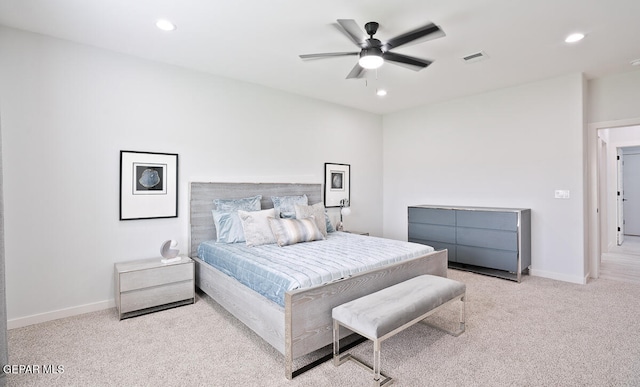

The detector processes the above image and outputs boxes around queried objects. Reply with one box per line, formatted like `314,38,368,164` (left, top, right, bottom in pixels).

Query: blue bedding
197,232,434,307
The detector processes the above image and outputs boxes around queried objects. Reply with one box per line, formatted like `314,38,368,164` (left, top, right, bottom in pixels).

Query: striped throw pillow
268,216,325,247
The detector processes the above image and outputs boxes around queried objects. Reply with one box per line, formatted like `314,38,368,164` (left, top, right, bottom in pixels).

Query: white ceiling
1,0,639,114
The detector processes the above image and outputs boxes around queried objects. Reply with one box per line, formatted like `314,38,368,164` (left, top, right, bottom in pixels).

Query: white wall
382,74,587,283
588,69,640,123
0,27,383,325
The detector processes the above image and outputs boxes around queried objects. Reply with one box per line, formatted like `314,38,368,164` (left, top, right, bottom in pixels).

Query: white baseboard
529,268,587,285
8,299,115,329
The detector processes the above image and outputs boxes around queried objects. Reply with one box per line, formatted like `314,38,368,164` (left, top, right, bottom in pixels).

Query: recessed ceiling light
156,19,176,31
376,89,387,97
565,33,585,43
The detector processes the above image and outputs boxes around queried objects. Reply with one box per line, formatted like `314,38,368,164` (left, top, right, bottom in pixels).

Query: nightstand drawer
120,280,194,313
120,263,193,292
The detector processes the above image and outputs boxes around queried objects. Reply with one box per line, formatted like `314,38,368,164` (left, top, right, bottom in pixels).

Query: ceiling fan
299,19,445,79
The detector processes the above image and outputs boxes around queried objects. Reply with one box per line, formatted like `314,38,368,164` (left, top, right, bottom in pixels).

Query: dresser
114,256,195,319
408,205,531,281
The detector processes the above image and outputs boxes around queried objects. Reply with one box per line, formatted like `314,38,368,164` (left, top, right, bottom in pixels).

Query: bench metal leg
333,319,342,366
373,340,380,386
334,319,394,386
459,295,466,333
373,339,387,387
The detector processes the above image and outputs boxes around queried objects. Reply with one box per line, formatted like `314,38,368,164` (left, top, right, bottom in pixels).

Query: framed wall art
324,162,350,208
120,150,178,220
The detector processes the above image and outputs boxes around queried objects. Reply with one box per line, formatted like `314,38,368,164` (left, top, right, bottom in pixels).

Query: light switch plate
555,190,570,199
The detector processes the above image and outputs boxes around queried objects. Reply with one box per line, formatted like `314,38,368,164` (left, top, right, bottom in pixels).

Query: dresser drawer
409,207,455,226
456,227,518,251
408,222,456,243
456,245,518,272
456,210,518,231
120,280,194,313
119,263,193,292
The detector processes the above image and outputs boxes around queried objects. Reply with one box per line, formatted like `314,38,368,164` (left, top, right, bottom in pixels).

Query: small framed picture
324,163,350,208
120,151,178,220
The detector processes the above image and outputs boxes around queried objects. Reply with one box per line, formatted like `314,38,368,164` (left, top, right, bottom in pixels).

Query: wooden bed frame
189,182,448,379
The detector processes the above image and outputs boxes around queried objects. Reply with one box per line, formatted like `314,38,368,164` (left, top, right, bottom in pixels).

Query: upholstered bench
332,274,466,386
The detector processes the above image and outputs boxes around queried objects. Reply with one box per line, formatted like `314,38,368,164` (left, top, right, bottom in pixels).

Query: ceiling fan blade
383,52,432,70
337,19,367,47
299,52,359,60
346,63,366,79
385,23,445,49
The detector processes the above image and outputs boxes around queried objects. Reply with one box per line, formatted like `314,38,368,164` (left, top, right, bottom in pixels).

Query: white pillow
294,202,328,237
238,209,277,247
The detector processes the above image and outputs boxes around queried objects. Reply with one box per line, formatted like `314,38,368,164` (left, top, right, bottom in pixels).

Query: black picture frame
324,163,350,208
120,150,178,220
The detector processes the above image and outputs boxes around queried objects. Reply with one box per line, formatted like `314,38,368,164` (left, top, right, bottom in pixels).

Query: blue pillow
214,195,262,212
271,194,308,218
325,212,336,233
212,210,245,243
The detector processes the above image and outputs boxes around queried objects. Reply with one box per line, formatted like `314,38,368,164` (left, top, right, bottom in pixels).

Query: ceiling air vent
461,51,488,63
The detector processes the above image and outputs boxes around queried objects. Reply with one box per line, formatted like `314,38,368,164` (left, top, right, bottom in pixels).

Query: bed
189,182,448,379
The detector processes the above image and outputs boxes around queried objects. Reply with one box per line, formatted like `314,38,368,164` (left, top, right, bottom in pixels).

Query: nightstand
114,256,195,320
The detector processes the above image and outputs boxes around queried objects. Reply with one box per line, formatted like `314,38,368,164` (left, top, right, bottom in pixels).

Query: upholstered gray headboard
189,182,322,258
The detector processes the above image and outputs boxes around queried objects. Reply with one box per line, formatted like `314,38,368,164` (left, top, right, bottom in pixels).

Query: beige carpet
6,269,640,386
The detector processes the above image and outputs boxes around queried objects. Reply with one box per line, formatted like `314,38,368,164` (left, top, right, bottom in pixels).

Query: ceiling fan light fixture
359,48,384,69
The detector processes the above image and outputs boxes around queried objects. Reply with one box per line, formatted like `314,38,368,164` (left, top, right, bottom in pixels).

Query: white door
623,152,640,236
617,148,625,245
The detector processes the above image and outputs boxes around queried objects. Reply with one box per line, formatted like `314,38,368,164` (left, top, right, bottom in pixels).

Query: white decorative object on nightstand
160,239,180,259
114,256,195,320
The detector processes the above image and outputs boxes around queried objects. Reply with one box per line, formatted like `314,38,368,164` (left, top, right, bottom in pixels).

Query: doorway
592,124,640,284
622,147,640,237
